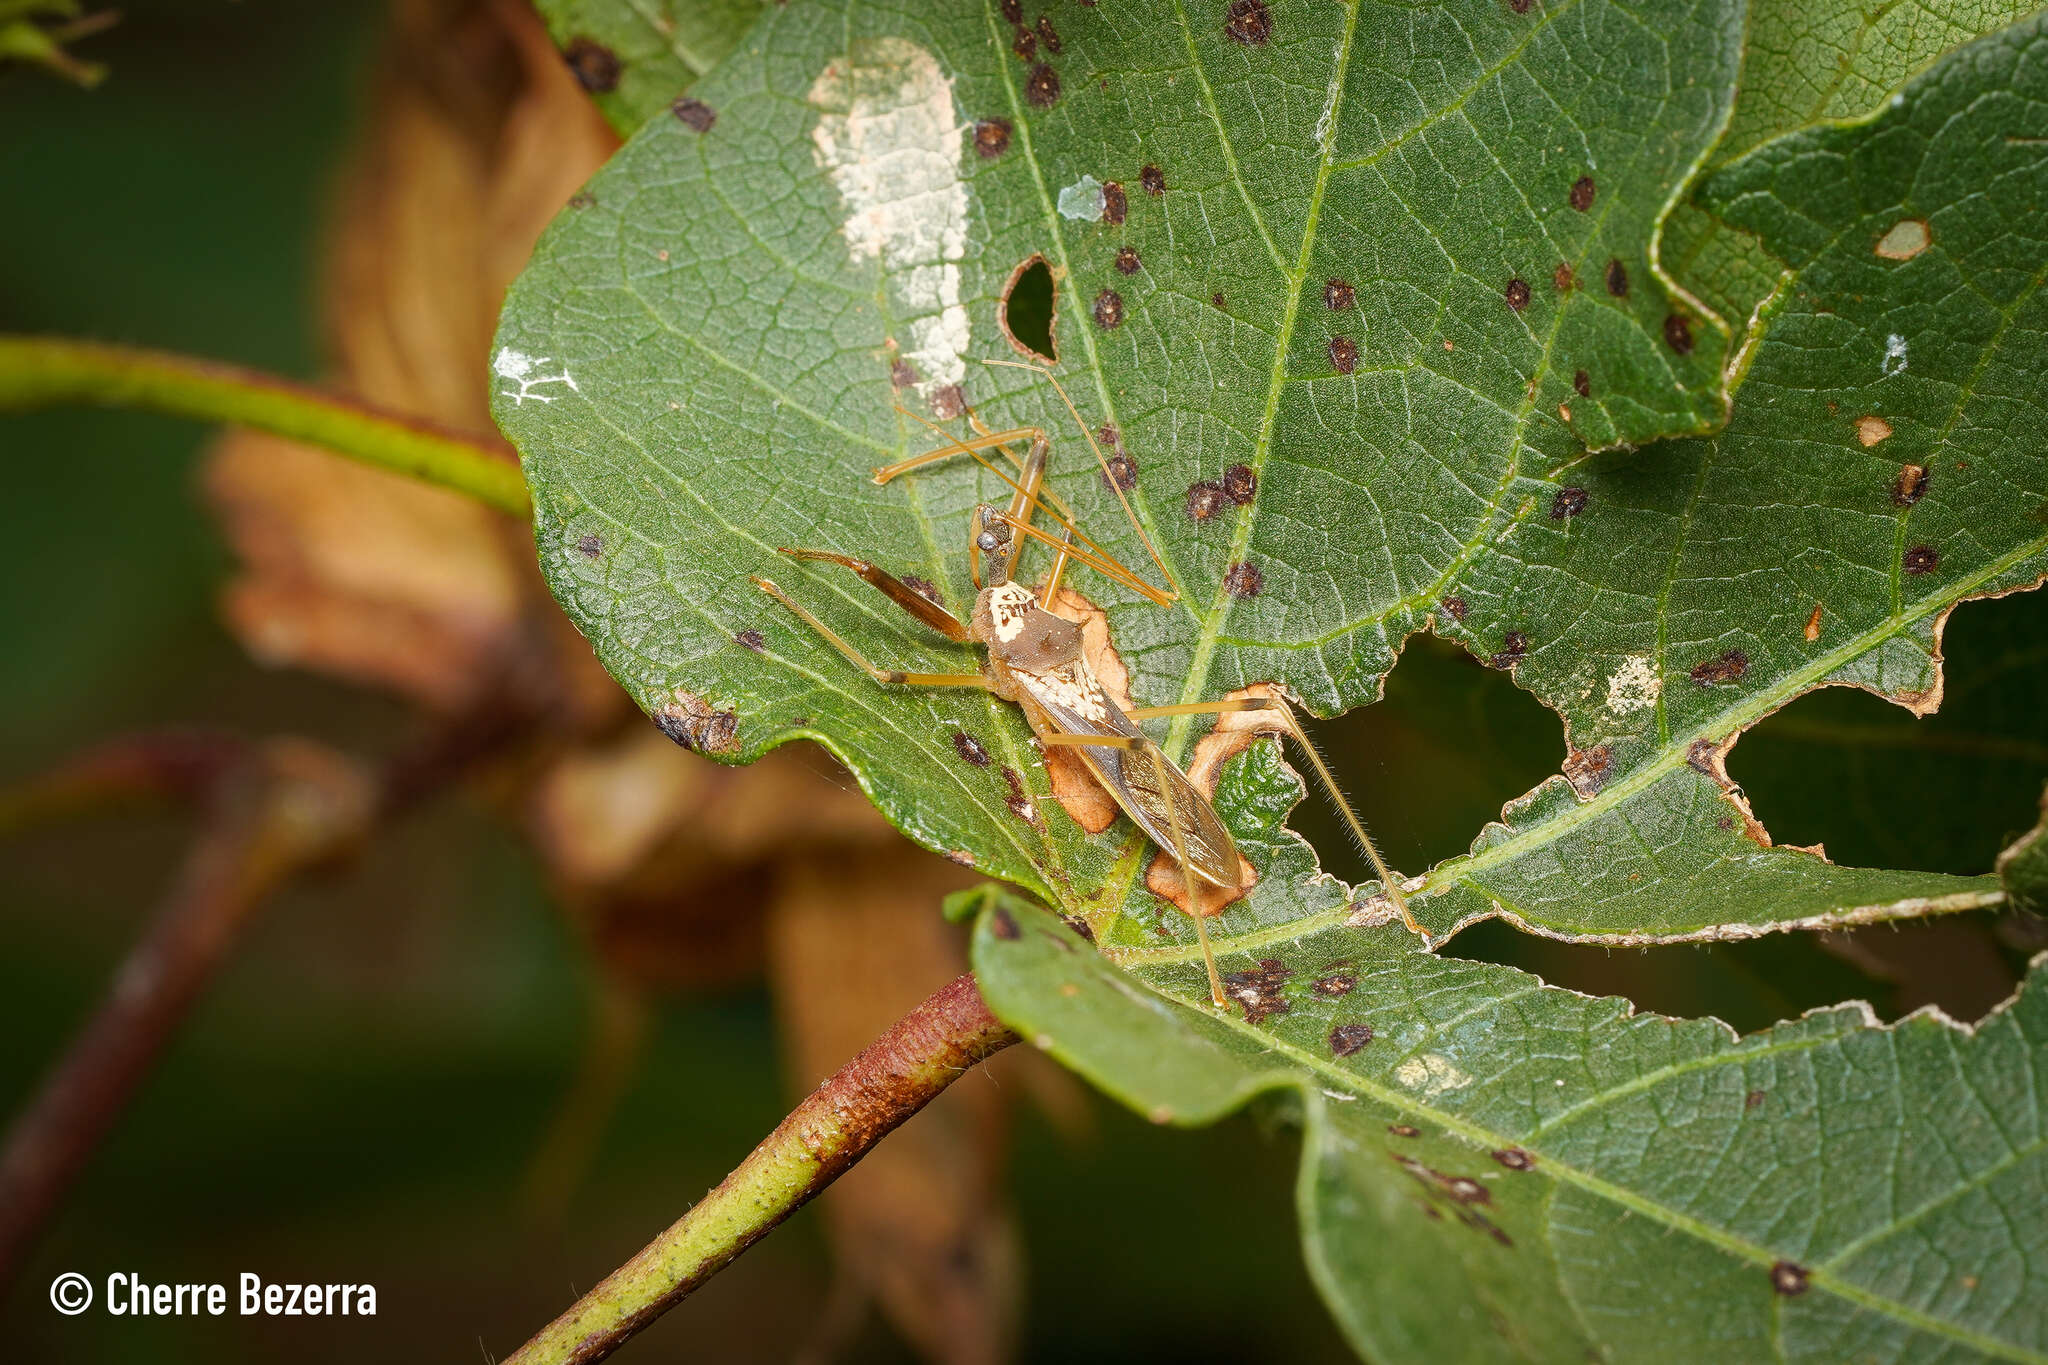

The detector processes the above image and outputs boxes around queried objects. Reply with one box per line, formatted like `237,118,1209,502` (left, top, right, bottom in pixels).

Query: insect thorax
974,581,1086,677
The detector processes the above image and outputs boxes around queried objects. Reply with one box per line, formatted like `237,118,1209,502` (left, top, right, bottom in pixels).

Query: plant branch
506,972,1020,1365
0,334,529,515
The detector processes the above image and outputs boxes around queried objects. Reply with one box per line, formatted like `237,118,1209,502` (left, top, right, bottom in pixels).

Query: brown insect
752,365,1419,1005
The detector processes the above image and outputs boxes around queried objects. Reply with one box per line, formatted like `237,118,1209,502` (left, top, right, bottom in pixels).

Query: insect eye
976,530,1001,552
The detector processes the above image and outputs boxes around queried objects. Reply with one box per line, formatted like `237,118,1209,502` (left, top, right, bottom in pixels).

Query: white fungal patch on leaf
1882,333,1909,377
1605,655,1661,715
494,347,579,405
1393,1053,1472,1098
1056,174,1105,221
809,38,969,400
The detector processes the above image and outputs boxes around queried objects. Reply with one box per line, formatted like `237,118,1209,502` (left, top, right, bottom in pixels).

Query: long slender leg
751,577,990,689
1039,730,1228,1006
1125,695,1422,935
872,425,1047,483
775,548,970,642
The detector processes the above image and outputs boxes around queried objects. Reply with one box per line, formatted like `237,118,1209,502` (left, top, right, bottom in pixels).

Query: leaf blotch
1001,0,1021,20
1222,463,1255,502
1092,288,1124,329
1388,1124,1421,1138
1892,463,1930,506
576,533,603,559
1490,630,1529,670
952,731,992,767
672,97,717,133
1186,480,1228,522
1328,335,1359,373
1745,1089,1766,1109
1312,972,1357,997
1114,246,1141,275
1688,738,1719,773
1663,313,1694,356
1569,175,1595,211
1324,277,1356,310
891,358,919,390
1903,545,1940,575
1223,0,1273,45
1223,958,1292,1023
1856,415,1893,446
929,384,966,420
654,694,739,756
1505,278,1532,312
1329,1023,1374,1057
1210,291,1227,310
563,37,622,94
1875,218,1931,261
1026,62,1060,107
1224,561,1265,597
735,628,765,652
1573,369,1590,398
1002,766,1037,824
1690,650,1749,686
1011,23,1037,61
1509,0,1534,11
1564,743,1614,797
992,907,1021,939
974,117,1013,158
1553,262,1576,293
1770,1261,1809,1297
1440,595,1468,622
1604,258,1629,297
1101,180,1128,226
1550,486,1588,519
1140,164,1166,196
1491,1147,1536,1171
1037,14,1063,54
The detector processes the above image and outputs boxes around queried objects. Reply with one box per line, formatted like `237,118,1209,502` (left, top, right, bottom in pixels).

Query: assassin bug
751,364,1419,1006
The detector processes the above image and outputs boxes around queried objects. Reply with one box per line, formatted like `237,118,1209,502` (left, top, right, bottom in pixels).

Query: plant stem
0,334,529,515
506,973,1020,1365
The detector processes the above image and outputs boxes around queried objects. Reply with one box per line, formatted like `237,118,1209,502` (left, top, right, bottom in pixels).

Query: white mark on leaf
1882,333,1909,377
1057,175,1105,221
1605,655,1661,715
1394,1053,1472,1098
1313,41,1343,151
809,39,969,399
494,348,579,405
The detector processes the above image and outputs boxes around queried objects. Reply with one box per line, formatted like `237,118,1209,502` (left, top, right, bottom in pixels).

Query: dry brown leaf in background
769,852,1019,1365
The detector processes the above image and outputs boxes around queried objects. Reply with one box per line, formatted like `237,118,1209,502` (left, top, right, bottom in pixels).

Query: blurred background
1,3,2042,1362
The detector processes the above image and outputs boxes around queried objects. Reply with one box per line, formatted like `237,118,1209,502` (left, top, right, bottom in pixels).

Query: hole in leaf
1000,255,1056,363
1291,634,1562,880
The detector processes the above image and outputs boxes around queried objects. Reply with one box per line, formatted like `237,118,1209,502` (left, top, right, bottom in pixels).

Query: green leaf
970,892,2048,1364
2004,788,2048,917
533,0,763,133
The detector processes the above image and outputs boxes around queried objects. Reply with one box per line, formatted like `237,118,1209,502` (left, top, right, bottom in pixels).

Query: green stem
0,334,529,515
505,973,1018,1365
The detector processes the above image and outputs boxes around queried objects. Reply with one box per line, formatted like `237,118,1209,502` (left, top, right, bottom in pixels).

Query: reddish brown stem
505,973,1020,1365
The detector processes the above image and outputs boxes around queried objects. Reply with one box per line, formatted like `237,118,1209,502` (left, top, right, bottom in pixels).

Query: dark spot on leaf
672,97,717,133
953,731,992,767
1564,743,1614,796
1746,1089,1766,1109
1605,258,1629,297
1061,913,1097,943
1114,245,1141,275
1325,278,1356,310
1717,814,1735,830
974,118,1012,158
563,37,621,93
1553,262,1576,293
1012,23,1037,60
1224,0,1272,45
1492,1147,1536,1171
929,384,967,420
891,359,919,390
903,575,941,604
1904,544,1940,575
1389,1124,1421,1137
1101,180,1127,225
1569,175,1595,211
1573,369,1590,398
1140,164,1166,196
1002,766,1037,823
1001,0,1022,21
946,849,975,867
1210,291,1227,310
1329,1024,1374,1057
1510,0,1534,11
1313,972,1357,997
735,629,765,652
576,534,603,558
1505,278,1532,312
1663,313,1694,356
1092,288,1124,329
654,695,740,756
1439,1175,1489,1205
1186,481,1227,522
1224,561,1265,597
1222,958,1292,1024
1551,486,1588,519
1690,649,1749,686
1026,62,1060,107
1440,595,1468,622
1490,630,1528,669
1104,453,1139,491
1891,463,1929,507
1770,1261,1809,1297
1037,14,1063,53
992,907,1020,939
1329,335,1359,373
568,191,595,210
1688,738,1719,773
1222,463,1257,503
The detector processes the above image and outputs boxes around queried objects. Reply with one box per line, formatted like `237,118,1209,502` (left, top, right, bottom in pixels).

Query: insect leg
775,548,970,642
751,577,990,689
1123,695,1421,935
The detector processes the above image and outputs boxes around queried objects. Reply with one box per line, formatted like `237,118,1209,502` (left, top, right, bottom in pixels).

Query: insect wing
1015,668,1242,888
